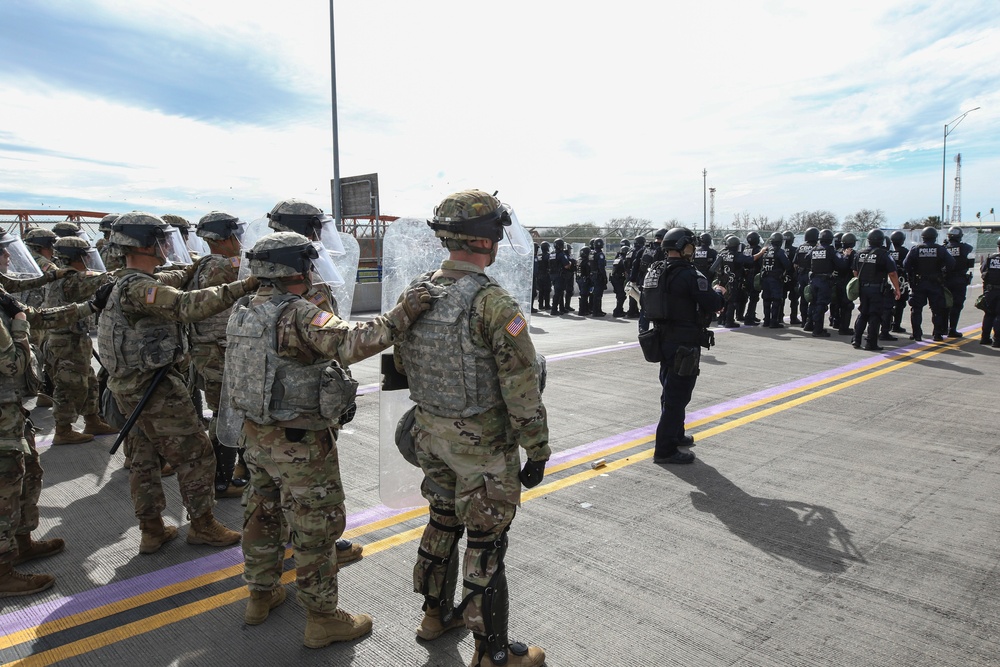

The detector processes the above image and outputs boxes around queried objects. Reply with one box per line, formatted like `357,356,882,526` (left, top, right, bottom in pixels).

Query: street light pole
703,168,707,232
941,107,980,224
330,0,342,231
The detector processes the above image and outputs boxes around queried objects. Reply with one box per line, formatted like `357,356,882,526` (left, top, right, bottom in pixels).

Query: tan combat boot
139,517,178,554
0,562,55,598
13,533,65,566
83,414,119,435
335,539,363,565
160,461,175,477
52,424,94,445
186,513,241,547
303,608,373,648
34,393,53,408
416,605,465,641
244,587,287,625
468,637,546,667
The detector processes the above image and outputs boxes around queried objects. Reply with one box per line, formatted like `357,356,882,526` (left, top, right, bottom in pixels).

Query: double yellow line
1,334,978,667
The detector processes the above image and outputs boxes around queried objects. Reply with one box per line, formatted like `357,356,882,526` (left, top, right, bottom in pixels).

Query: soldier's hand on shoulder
53,268,76,280
0,291,25,318
91,281,114,311
241,275,260,292
400,283,433,322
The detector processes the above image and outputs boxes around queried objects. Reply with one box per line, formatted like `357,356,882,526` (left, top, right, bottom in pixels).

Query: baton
109,365,169,455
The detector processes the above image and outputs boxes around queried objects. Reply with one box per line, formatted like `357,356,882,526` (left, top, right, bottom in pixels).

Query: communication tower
950,153,962,224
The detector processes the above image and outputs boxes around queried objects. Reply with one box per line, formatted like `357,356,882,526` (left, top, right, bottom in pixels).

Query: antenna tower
950,153,962,223
709,188,716,228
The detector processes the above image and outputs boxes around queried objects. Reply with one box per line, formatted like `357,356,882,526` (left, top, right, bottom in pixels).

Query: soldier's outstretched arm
0,268,70,292
479,288,551,462
125,274,258,324
64,270,114,303
153,264,198,289
0,313,30,377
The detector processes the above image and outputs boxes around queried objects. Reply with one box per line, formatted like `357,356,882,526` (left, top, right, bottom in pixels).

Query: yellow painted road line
0,336,975,665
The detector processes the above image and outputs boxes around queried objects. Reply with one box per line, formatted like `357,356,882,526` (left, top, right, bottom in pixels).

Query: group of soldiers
0,190,549,667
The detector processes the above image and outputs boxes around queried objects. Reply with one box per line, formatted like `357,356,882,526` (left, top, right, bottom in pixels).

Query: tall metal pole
703,168,707,232
330,1,342,231
940,107,980,225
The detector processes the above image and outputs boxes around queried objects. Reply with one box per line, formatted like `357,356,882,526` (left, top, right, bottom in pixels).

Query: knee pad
416,506,465,613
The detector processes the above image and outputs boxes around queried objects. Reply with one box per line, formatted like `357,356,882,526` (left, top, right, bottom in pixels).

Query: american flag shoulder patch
229,256,241,268
310,311,334,328
505,313,526,337
309,292,325,305
145,286,158,304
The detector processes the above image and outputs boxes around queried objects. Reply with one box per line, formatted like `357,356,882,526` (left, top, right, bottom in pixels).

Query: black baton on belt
109,365,170,455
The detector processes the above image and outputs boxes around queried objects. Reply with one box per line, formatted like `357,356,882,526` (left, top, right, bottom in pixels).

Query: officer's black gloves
519,458,547,489
0,291,26,318
91,282,114,312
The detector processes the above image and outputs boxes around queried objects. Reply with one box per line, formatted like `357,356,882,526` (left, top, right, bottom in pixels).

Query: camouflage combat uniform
232,285,411,612
0,299,96,565
97,267,254,522
16,251,59,351
95,238,126,272
42,271,112,428
395,259,550,636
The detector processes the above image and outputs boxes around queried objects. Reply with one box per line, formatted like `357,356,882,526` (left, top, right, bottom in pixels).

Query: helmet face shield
83,247,106,272
158,227,194,266
186,233,211,256
499,206,532,256
309,242,346,287
316,217,346,256
0,237,44,279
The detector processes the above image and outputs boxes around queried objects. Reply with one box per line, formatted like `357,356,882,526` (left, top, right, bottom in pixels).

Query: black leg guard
213,439,238,492
415,506,465,621
460,529,516,666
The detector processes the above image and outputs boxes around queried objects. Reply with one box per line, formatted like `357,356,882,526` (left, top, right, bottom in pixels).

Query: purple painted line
5,323,976,638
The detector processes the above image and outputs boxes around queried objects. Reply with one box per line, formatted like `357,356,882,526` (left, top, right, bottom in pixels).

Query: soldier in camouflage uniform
188,212,246,498
96,214,126,272
17,229,62,407
43,237,117,445
51,221,82,239
230,232,430,647
0,282,104,597
264,198,362,564
97,212,254,556
395,190,549,667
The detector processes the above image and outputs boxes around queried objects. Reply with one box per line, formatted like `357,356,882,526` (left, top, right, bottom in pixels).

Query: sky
1,0,999,231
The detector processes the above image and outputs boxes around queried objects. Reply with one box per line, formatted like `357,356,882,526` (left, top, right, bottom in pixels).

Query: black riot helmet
633,236,646,250
890,230,906,248
804,227,820,244
782,230,795,247
661,227,696,252
833,231,844,249
819,229,834,245
620,238,631,249
725,235,741,251
841,232,857,249
746,231,761,246
654,228,668,242
769,232,783,248
947,226,963,242
867,229,885,247
553,238,565,251
579,246,591,258
698,232,712,247
921,226,938,243
540,241,550,253
593,238,604,250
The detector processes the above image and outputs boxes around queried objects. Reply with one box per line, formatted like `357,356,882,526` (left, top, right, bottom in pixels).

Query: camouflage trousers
113,371,215,521
413,428,521,635
241,422,347,613
44,333,100,426
0,407,43,565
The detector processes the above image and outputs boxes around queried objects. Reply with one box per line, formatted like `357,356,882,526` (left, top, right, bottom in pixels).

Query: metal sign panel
335,173,379,219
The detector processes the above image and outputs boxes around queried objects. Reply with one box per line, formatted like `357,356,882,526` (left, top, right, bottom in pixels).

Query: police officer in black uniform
576,245,592,316
882,230,909,338
641,227,724,464
902,226,956,341
805,229,850,337
979,237,1000,346
793,227,819,326
562,244,577,313
851,229,901,351
742,231,763,325
531,243,541,313
625,236,646,318
589,238,608,317
943,227,975,337
692,233,717,284
636,229,666,333
548,238,569,315
537,241,552,311
610,239,630,317
781,231,800,325
711,235,757,328
760,232,792,328
833,232,858,335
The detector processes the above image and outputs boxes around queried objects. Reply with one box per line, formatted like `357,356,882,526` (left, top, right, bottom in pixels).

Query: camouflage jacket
395,260,550,462
0,272,53,294
0,286,95,332
44,270,113,335
186,254,239,345
0,316,31,450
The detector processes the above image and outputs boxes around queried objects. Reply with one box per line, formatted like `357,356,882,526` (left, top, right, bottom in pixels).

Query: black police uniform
625,240,646,317
563,253,577,312
590,243,608,317
610,245,630,317
902,241,956,340
576,248,592,315
851,245,897,350
742,240,763,324
806,241,850,337
643,257,723,462
782,238,799,324
636,243,663,333
792,241,814,325
536,246,552,310
713,246,753,328
943,239,975,335
980,249,1000,346
884,241,909,334
760,245,791,328
691,241,717,284
549,245,569,315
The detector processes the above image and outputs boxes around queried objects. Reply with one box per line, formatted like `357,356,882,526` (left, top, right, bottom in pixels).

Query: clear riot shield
329,232,360,321
238,216,270,280
378,215,534,509
216,368,243,448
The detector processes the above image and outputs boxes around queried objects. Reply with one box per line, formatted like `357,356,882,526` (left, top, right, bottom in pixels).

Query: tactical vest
590,250,605,276
642,260,684,321
97,273,188,378
946,243,972,273
809,245,833,274
913,244,943,278
718,249,743,285
0,311,41,403
793,243,813,270
42,277,90,335
187,256,231,345
985,254,1000,286
396,272,503,419
226,294,356,429
856,247,888,283
888,247,907,267
548,252,565,274
761,247,782,278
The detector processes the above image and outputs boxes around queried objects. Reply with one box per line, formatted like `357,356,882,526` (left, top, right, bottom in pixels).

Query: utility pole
703,169,707,231
709,188,716,229
329,0,342,230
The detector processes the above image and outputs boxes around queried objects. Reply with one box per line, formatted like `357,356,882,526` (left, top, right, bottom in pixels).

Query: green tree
842,208,887,233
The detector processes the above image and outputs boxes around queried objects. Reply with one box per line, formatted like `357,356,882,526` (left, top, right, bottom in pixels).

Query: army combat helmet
245,232,343,286
266,199,345,256
52,221,83,239
23,228,58,250
98,214,120,237
429,189,531,260
110,211,193,266
197,211,244,242
53,236,106,272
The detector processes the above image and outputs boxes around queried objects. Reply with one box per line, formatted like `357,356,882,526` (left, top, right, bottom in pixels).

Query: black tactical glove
0,291,25,318
518,458,547,489
91,282,114,312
